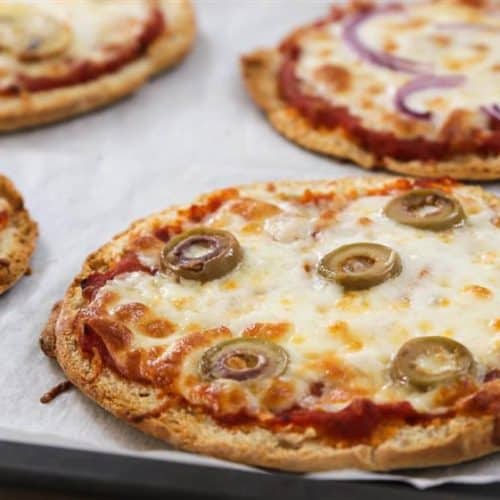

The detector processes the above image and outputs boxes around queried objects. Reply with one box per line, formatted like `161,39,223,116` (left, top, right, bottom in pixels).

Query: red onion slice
482,104,500,122
395,74,466,120
342,6,432,74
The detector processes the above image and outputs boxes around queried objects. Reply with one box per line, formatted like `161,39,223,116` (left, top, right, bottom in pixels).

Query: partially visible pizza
0,174,37,294
242,0,500,180
0,0,195,131
43,176,500,471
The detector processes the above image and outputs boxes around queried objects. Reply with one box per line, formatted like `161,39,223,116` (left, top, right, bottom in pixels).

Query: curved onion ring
342,6,432,74
395,74,466,120
482,104,500,122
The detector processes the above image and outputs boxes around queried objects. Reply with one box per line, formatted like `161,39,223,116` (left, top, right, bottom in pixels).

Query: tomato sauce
81,252,155,301
0,210,8,231
278,44,500,162
154,223,183,242
275,399,439,440
80,324,117,370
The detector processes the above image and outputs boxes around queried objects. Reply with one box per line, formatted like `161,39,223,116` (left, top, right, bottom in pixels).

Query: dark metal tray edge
0,440,499,499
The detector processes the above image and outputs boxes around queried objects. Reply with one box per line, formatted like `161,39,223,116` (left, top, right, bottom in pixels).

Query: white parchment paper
0,0,499,490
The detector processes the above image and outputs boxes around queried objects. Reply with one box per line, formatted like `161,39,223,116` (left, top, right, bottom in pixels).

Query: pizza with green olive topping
242,0,500,180
0,0,195,131
43,176,500,471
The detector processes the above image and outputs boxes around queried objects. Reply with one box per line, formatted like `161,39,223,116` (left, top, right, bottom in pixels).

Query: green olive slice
384,189,465,231
161,228,243,282
391,336,474,389
0,5,72,61
200,338,289,381
318,242,402,290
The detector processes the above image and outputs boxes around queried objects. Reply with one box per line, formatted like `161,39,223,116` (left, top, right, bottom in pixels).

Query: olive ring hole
405,194,449,218
175,237,220,262
342,255,376,273
221,352,267,372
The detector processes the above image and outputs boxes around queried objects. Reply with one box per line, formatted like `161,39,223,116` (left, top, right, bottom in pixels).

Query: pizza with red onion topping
42,176,500,471
0,0,195,131
242,0,500,180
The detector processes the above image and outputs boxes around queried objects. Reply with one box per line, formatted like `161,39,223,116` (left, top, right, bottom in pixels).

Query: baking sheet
0,0,499,490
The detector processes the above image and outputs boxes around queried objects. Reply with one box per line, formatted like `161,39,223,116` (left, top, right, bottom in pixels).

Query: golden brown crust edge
40,300,62,358
149,0,196,75
241,49,500,181
0,175,38,295
0,0,196,132
51,178,500,472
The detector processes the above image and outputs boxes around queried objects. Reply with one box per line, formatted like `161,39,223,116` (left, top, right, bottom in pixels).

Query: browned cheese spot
261,379,296,412
86,317,133,352
383,38,398,53
113,302,176,338
230,198,281,221
358,216,373,226
242,322,291,342
463,285,493,299
314,64,352,93
328,321,363,352
431,34,451,47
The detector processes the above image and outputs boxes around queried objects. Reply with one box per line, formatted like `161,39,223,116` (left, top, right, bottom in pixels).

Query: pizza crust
47,177,500,472
0,0,196,132
241,49,500,181
0,175,38,295
40,300,62,358
149,0,196,75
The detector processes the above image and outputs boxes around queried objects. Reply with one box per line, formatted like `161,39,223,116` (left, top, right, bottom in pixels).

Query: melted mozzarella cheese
296,1,500,138
415,350,461,374
95,183,500,415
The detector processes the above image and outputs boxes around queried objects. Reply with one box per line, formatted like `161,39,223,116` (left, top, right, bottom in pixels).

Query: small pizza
0,174,37,294
242,0,500,180
0,0,195,131
43,176,500,471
